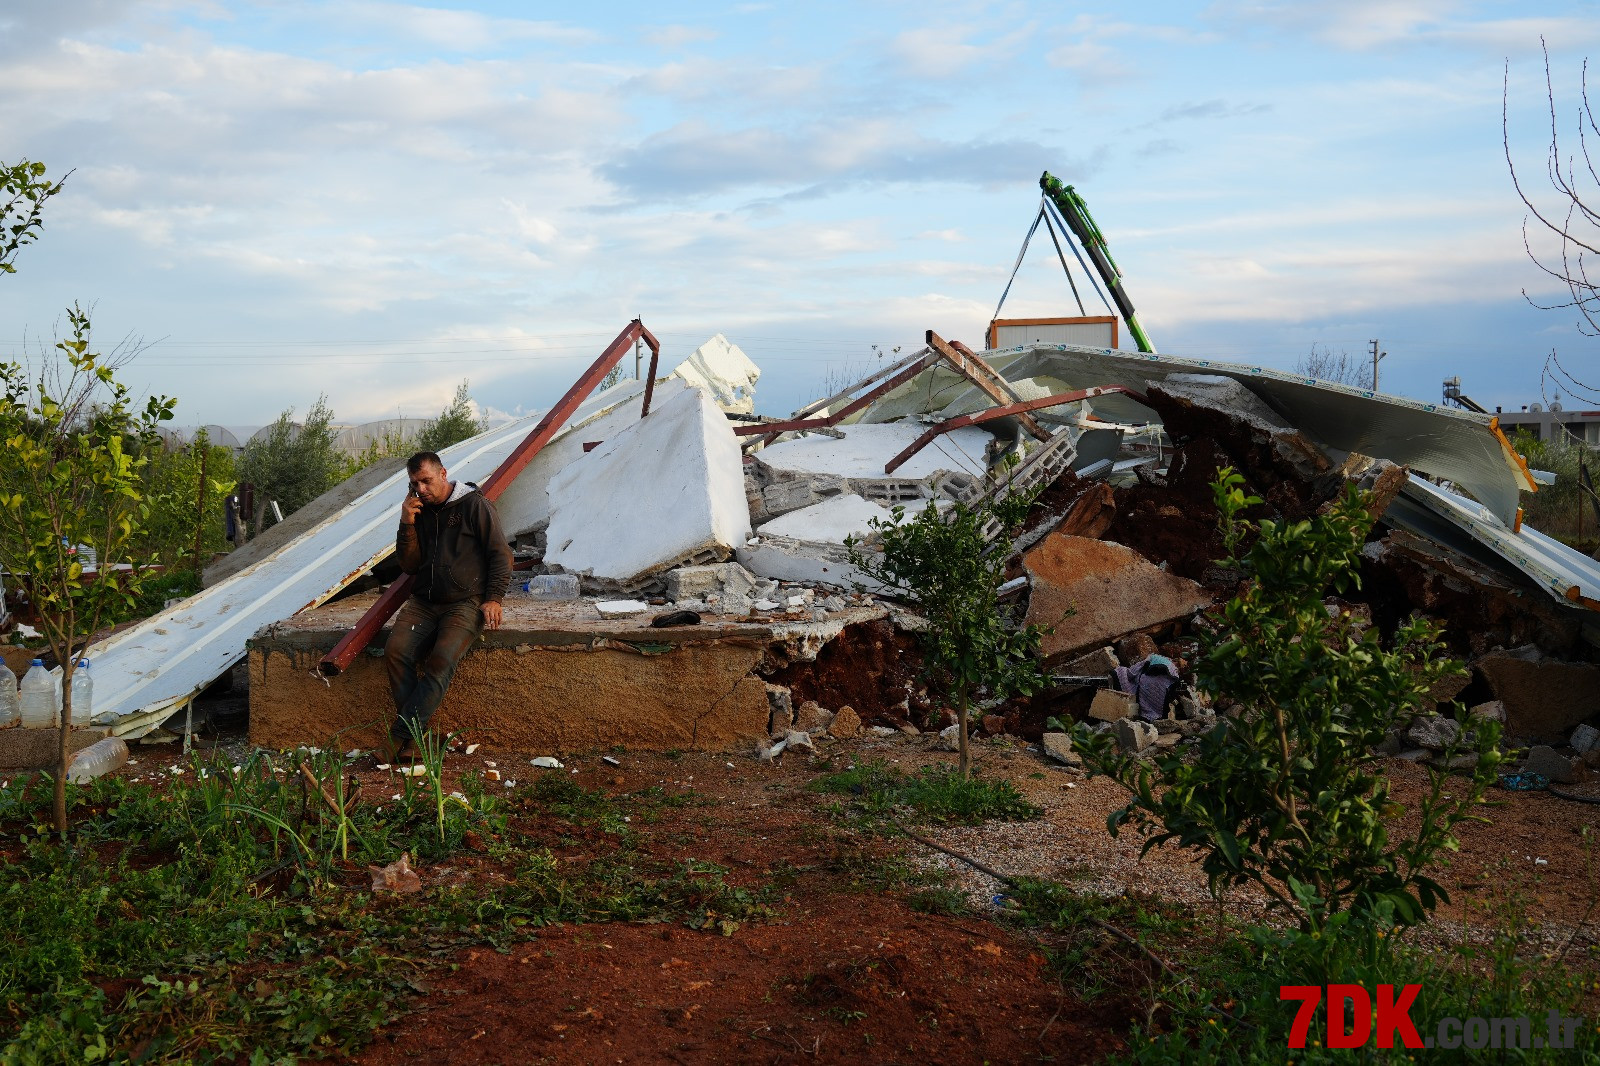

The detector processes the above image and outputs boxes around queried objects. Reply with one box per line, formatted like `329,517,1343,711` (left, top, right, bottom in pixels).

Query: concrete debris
1024,534,1211,664
829,705,862,738
1088,689,1138,723
783,729,815,754
1148,375,1333,488
795,700,834,733
530,757,564,769
1523,744,1580,785
1475,646,1600,741
671,333,761,415
595,599,651,618
759,737,787,761
545,385,750,589
1468,700,1507,723
936,724,962,751
1041,732,1081,766
1114,717,1157,754
369,853,423,894
1572,724,1600,755
1406,715,1462,752
766,683,794,734
666,562,758,604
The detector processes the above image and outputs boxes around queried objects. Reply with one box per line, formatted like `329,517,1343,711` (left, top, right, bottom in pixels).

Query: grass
0,752,769,1063
810,759,1042,825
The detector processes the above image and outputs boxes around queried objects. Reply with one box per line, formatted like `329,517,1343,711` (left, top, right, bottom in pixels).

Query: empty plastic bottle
0,661,18,727
66,736,129,783
19,660,58,728
69,659,93,725
526,573,580,601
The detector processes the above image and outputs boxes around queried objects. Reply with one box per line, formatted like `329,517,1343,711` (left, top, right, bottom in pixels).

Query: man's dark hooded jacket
394,480,512,606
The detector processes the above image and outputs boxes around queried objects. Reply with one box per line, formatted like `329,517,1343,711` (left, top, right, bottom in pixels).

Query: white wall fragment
672,333,761,414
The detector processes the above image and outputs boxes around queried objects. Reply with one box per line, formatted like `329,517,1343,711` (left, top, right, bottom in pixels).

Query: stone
1088,689,1137,723
766,684,794,734
868,725,898,737
1055,481,1118,540
1572,724,1600,754
795,700,834,733
1063,646,1119,678
1396,748,1431,762
1523,744,1580,785
1023,534,1212,664
595,599,651,618
936,724,961,751
980,714,1007,736
1374,731,1405,757
783,730,815,754
1468,700,1507,723
1476,646,1600,741
829,705,861,739
1406,715,1461,752
899,724,921,736
1114,717,1157,754
1418,671,1471,714
544,386,751,588
1582,747,1600,769
666,563,757,604
1429,752,1480,772
1154,733,1182,750
759,738,788,761
1041,732,1081,766
1154,718,1183,735
1116,634,1158,666
1147,375,1332,487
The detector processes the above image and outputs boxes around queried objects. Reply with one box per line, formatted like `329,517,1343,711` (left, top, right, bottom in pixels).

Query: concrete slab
672,334,760,414
757,423,993,483
1024,534,1213,664
1475,646,1600,740
544,386,751,588
249,591,888,755
757,494,894,543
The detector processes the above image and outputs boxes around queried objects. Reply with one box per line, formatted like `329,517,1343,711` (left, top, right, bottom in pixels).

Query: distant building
1494,401,1600,446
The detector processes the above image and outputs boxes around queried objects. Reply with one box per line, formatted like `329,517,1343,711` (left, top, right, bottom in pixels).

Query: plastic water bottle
19,660,58,728
526,573,580,601
66,737,128,783
69,660,93,725
0,662,18,727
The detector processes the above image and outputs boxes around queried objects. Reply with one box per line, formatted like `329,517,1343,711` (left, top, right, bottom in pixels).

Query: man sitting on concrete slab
384,450,512,760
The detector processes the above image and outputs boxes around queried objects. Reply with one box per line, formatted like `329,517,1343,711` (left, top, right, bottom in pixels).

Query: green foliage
811,759,1042,824
413,380,487,455
0,160,64,274
237,395,345,521
1075,469,1501,931
132,429,236,570
848,492,1048,776
1510,426,1596,544
0,305,174,831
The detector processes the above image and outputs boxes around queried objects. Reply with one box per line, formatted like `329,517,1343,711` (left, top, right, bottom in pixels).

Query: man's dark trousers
385,596,482,744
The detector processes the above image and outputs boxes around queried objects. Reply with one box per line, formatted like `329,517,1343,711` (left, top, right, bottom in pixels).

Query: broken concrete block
936,724,961,751
594,599,651,618
1116,634,1158,666
758,494,893,544
784,729,815,754
671,333,761,414
1154,733,1182,750
1041,732,1080,766
1088,689,1137,723
1475,646,1600,741
1523,744,1579,784
766,684,794,734
1406,715,1461,752
544,386,750,588
795,700,834,733
1056,481,1118,540
1114,717,1157,754
829,705,861,739
1064,646,1119,678
1574,724,1600,754
1023,535,1212,664
666,562,757,603
759,737,788,761
1469,700,1507,723
1147,375,1332,487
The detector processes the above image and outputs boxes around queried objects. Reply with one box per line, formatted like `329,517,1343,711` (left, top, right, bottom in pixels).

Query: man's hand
400,492,423,525
481,601,502,630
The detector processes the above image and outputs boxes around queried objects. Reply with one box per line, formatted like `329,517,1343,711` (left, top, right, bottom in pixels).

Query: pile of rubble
67,322,1600,778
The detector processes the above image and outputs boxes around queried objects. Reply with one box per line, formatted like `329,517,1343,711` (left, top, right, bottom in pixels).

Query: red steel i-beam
318,319,661,676
881,385,1150,475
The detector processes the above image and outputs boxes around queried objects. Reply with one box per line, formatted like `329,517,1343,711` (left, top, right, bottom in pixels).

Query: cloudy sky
0,0,1596,428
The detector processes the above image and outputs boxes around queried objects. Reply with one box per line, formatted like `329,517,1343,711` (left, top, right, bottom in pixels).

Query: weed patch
811,759,1041,825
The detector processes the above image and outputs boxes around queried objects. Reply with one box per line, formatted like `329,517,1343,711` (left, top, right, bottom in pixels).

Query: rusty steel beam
319,319,659,676
882,385,1150,475
927,330,1050,442
734,349,940,444
786,346,933,422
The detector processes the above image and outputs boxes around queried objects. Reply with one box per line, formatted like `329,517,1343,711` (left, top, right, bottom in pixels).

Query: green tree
413,379,486,454
1076,469,1501,931
0,159,65,273
0,306,174,832
237,395,345,525
134,428,236,570
849,493,1048,777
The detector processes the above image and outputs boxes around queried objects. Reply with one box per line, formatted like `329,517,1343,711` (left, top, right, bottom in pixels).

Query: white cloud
888,24,1031,79
645,24,718,49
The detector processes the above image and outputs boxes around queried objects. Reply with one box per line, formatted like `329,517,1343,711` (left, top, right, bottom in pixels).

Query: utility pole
634,314,643,380
1369,339,1387,392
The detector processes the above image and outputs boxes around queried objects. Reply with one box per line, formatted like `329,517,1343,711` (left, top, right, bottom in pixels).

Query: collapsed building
31,315,1599,777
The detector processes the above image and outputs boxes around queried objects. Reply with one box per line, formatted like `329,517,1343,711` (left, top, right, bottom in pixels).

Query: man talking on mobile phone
382,450,512,761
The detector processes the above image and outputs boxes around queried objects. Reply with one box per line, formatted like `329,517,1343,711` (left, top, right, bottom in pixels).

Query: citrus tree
0,307,173,832
849,491,1048,777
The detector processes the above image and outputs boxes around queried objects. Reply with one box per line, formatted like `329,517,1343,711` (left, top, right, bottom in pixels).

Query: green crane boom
1039,171,1155,353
